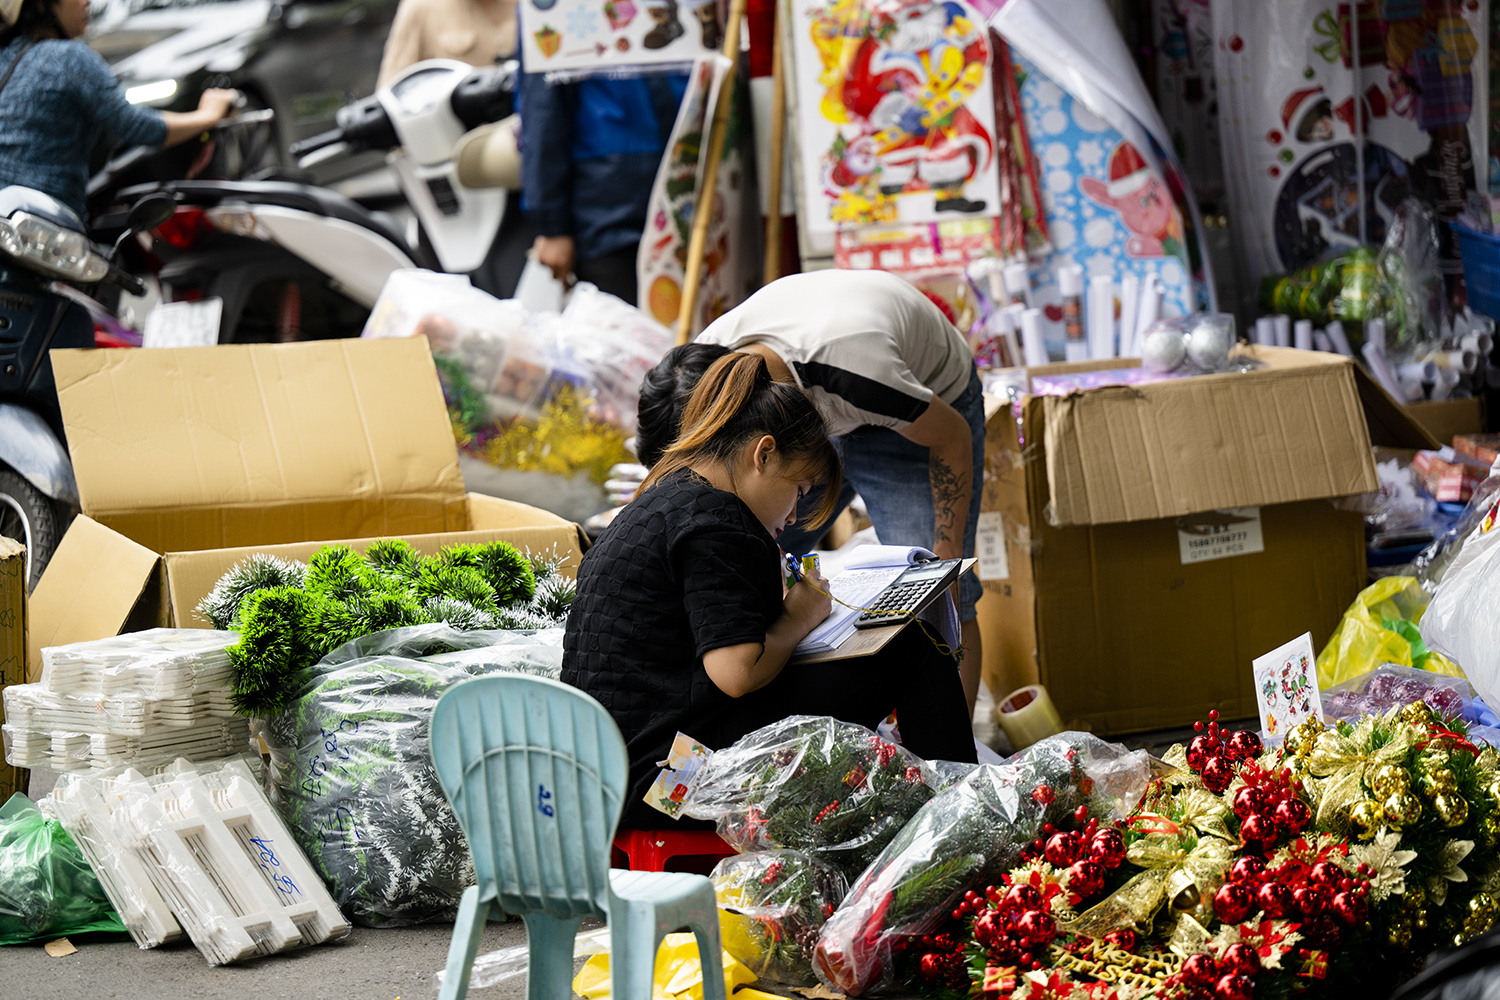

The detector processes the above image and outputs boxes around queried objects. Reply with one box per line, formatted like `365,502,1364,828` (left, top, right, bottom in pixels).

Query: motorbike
0,188,175,589
90,59,519,344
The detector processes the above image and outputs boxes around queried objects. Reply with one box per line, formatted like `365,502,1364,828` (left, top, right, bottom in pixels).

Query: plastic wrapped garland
679,716,939,881
712,851,848,986
261,626,564,926
811,733,1151,996
0,793,125,945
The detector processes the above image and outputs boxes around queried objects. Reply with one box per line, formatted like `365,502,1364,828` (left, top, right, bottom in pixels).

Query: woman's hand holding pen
784,564,832,636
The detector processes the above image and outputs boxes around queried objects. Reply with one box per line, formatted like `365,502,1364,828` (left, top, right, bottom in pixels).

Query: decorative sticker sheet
1252,632,1324,738
789,0,1003,236
1152,0,1224,205
520,0,722,73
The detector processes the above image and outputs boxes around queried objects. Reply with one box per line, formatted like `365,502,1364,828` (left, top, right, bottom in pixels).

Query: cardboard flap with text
1037,347,1414,528
52,338,464,524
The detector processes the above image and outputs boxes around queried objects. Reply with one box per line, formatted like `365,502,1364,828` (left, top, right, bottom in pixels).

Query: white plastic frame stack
2,629,249,772
54,758,349,963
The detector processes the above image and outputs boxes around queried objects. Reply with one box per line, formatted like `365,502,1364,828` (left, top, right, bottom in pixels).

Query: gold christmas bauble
1383,790,1423,829
1350,799,1384,840
1481,815,1500,850
1372,763,1411,798
1470,893,1497,920
1487,778,1500,815
1400,700,1436,726
1431,767,1458,791
1285,725,1307,756
1388,919,1413,948
1434,791,1470,828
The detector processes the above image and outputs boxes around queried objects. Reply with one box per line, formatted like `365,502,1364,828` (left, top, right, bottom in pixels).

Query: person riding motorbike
0,0,238,222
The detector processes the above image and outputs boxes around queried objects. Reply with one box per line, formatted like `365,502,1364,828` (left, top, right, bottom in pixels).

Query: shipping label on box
1252,632,1323,739
976,511,1010,581
1176,508,1265,565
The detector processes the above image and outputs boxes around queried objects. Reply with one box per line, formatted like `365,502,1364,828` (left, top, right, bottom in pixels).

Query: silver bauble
1186,320,1232,371
1141,329,1187,373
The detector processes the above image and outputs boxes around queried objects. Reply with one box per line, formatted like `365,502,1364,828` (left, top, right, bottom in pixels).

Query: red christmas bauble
972,910,1006,950
1044,831,1082,868
1104,928,1140,952
1226,730,1263,762
1089,828,1127,869
1301,914,1342,948
1332,890,1367,926
1239,811,1278,847
1201,756,1235,794
918,953,944,980
1293,884,1330,919
1232,784,1268,820
1274,796,1311,834
1186,734,1218,772
1230,856,1267,884
1003,883,1042,913
1255,880,1294,918
1213,882,1254,925
1015,909,1056,948
1032,783,1056,806
1308,860,1343,889
1220,943,1261,976
1213,972,1255,1000
1067,859,1105,900
1179,953,1220,986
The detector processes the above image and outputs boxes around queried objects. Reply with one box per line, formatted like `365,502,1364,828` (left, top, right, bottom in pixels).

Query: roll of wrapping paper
996,684,1064,750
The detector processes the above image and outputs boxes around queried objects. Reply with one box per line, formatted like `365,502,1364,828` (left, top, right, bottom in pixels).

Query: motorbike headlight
0,213,110,283
125,78,178,105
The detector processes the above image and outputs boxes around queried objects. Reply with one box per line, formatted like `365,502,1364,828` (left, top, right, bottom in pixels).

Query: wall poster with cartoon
519,0,722,72
1209,0,1489,289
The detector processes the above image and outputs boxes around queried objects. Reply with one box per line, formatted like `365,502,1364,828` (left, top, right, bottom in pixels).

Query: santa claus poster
788,0,1003,236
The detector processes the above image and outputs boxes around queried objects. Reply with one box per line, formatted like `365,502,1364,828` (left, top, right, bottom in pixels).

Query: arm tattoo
929,453,967,544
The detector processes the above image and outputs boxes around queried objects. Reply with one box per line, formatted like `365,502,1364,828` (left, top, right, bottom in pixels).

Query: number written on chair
537,783,554,817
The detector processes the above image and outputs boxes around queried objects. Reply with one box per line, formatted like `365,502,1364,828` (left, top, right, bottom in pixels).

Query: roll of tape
996,684,1064,750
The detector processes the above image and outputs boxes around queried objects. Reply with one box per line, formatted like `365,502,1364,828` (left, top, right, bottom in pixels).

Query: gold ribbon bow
1058,827,1235,939
1302,713,1418,830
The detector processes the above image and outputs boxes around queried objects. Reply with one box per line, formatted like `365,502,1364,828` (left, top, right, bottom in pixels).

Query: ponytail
641,352,843,530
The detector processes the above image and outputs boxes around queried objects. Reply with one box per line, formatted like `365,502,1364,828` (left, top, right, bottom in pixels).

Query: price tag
976,510,1009,581
142,298,222,348
1177,507,1264,565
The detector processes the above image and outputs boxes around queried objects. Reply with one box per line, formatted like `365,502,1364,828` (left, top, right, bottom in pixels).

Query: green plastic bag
1315,577,1464,690
0,793,125,945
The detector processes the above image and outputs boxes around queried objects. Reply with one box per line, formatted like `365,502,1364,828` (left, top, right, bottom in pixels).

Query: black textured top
562,469,783,826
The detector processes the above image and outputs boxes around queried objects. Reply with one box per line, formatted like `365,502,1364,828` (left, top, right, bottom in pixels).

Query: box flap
1345,363,1444,450
53,338,465,520
26,516,160,680
1039,347,1384,527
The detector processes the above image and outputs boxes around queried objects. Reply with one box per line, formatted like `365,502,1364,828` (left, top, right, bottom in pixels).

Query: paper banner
519,0,722,73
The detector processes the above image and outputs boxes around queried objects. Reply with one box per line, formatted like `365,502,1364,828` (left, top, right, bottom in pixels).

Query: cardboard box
1404,397,1487,447
0,538,26,799
28,338,586,680
975,346,1434,734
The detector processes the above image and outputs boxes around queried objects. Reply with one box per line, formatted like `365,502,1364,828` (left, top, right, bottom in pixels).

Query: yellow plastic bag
572,932,761,1000
1316,576,1464,689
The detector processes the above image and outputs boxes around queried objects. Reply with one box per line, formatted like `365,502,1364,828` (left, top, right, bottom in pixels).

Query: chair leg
610,907,665,1000
439,886,490,1000
690,919,728,1000
523,911,585,1000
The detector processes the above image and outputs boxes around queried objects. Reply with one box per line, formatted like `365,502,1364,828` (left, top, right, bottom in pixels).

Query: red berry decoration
1230,856,1267,884
1332,890,1367,926
1213,882,1254,924
1214,973,1255,1000
1201,755,1235,793
1232,785,1268,819
1044,832,1082,868
1308,860,1343,889
1003,883,1042,913
1293,884,1330,919
1104,928,1140,952
1220,943,1261,977
1239,811,1278,848
1256,880,1293,918
1226,729,1263,762
1179,954,1220,986
1089,828,1127,869
1015,909,1057,948
1032,783,1056,806
1274,796,1311,834
1067,859,1105,900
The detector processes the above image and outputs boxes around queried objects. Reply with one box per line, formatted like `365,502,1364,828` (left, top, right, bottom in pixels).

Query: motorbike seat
0,186,86,234
128,179,432,267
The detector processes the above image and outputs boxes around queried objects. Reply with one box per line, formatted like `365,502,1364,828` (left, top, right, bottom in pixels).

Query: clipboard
790,558,976,664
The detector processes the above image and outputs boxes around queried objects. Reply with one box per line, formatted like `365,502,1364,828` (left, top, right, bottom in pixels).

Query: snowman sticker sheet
1252,632,1323,739
519,0,722,72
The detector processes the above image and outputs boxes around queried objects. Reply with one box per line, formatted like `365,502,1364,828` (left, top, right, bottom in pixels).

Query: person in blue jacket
520,65,686,304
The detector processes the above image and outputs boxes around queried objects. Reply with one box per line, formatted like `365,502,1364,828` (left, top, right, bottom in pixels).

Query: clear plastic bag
711,850,848,986
1423,493,1500,718
0,793,125,945
679,716,939,881
1320,664,1474,723
810,733,1150,996
1409,468,1500,591
261,625,564,926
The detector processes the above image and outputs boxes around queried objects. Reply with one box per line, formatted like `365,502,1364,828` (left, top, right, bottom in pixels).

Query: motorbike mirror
126,193,177,233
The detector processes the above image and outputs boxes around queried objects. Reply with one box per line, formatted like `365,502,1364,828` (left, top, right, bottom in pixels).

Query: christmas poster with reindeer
789,0,1003,236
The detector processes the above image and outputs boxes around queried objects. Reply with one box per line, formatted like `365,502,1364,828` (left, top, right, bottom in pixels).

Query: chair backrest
430,674,628,920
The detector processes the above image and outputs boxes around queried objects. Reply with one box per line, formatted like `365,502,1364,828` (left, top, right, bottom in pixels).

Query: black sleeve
679,521,781,658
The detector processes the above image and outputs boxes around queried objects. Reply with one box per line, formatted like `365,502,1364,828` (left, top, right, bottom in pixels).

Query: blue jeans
780,366,986,621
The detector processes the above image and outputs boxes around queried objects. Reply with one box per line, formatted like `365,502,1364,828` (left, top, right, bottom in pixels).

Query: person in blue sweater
0,0,237,221
520,65,686,304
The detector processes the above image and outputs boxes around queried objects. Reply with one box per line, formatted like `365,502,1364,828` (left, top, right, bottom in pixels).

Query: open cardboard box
975,345,1436,734
27,338,586,680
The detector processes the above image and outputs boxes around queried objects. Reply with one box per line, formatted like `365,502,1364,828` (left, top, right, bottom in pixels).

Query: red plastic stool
612,829,735,872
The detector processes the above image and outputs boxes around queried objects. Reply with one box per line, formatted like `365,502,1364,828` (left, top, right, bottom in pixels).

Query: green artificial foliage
365,538,423,580
304,544,377,603
228,586,323,716
530,575,577,621
195,553,308,629
422,596,496,632
441,541,537,606
415,561,499,614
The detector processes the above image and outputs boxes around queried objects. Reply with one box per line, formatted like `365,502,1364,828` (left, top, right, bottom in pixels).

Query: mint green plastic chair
430,674,727,1000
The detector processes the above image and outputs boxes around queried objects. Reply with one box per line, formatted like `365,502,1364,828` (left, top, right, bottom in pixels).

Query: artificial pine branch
365,538,423,580
195,553,308,629
305,544,375,603
228,586,322,715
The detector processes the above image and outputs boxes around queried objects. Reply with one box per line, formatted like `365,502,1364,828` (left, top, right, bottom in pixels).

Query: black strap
0,39,37,102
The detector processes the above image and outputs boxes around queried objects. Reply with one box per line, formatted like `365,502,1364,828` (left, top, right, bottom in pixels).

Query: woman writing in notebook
562,353,975,827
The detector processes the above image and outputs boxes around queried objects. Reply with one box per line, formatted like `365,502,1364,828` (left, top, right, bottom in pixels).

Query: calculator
853,558,965,628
